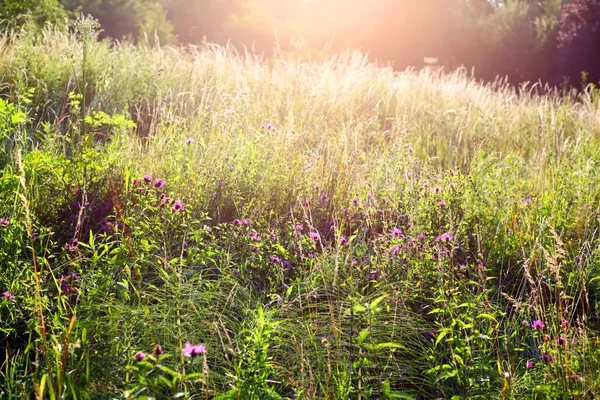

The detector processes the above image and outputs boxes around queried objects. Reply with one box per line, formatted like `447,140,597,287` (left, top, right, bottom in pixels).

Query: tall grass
1,22,600,398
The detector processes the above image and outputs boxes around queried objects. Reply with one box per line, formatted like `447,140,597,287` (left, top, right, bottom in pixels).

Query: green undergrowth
1,21,600,399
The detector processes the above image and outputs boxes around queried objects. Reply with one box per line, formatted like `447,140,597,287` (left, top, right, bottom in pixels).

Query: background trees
1,0,600,88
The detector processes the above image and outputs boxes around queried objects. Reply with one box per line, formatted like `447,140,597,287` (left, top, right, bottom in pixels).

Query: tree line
1,0,599,88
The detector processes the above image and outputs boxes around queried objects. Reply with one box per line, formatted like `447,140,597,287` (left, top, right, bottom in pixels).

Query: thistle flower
526,360,534,368
172,200,184,212
308,232,320,241
340,236,348,246
438,200,446,208
434,186,442,194
143,175,152,183
3,291,15,300
154,178,166,189
135,351,146,362
391,228,403,237
182,341,206,358
540,353,553,363
532,320,545,330
407,146,415,153
435,233,453,242
152,344,164,356
0,219,8,227
556,337,566,346
185,137,194,144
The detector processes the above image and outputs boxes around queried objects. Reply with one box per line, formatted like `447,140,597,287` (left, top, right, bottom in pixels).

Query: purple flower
3,291,15,300
232,269,239,277
135,351,146,362
295,224,304,233
172,200,185,212
283,260,292,268
368,271,379,280
435,233,453,242
562,319,569,328
269,232,277,241
407,146,414,153
540,353,553,363
182,342,206,358
269,255,281,264
532,320,545,330
143,175,152,183
438,201,446,208
422,182,429,188
418,233,425,241
390,228,404,237
308,232,320,241
70,272,80,280
261,123,275,131
526,360,534,368
556,337,566,346
185,137,194,144
154,178,166,189
353,197,360,206
434,186,442,194
0,219,8,227
524,198,533,206
232,219,242,226
449,183,456,189
340,236,348,246
391,246,402,256
133,179,140,186
242,219,250,227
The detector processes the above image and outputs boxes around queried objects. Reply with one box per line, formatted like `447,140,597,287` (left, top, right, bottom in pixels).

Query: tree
0,0,67,31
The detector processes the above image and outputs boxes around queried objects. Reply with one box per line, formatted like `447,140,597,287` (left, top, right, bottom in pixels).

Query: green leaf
369,294,388,310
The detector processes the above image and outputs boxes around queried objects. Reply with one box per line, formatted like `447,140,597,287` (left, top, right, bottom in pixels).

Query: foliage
2,22,600,398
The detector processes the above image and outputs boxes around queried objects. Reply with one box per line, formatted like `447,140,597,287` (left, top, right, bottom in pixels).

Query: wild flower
391,228,403,237
556,337,566,346
408,146,415,153
3,291,15,300
154,178,166,189
418,233,425,241
182,342,206,358
269,232,277,241
270,255,281,264
242,219,250,226
135,351,146,362
0,219,8,226
233,219,242,226
435,233,453,242
524,198,533,206
185,137,193,144
434,186,442,194
143,175,152,183
232,269,239,277
283,260,292,268
340,235,348,246
353,197,360,205
152,344,164,356
526,360,534,368
540,353,553,363
295,224,304,233
422,182,429,188
438,200,446,208
532,320,545,330
133,179,140,186
562,319,569,328
308,232,320,241
172,200,184,212
449,182,456,189
261,123,275,131
391,246,401,256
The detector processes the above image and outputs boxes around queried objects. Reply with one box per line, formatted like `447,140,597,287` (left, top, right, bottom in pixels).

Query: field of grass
1,22,600,399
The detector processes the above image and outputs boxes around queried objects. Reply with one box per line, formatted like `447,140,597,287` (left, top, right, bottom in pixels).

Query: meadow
1,21,600,399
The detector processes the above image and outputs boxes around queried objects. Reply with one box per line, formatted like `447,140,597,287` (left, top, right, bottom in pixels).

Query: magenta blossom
540,353,553,363
232,219,242,226
434,186,442,194
308,232,320,241
390,228,404,237
172,200,184,212
526,360,534,368
135,351,146,362
438,200,446,208
185,137,194,144
532,320,545,330
340,235,348,246
154,178,166,189
143,175,152,183
3,291,15,300
182,341,206,358
556,337,566,346
435,233,453,242
0,219,8,227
